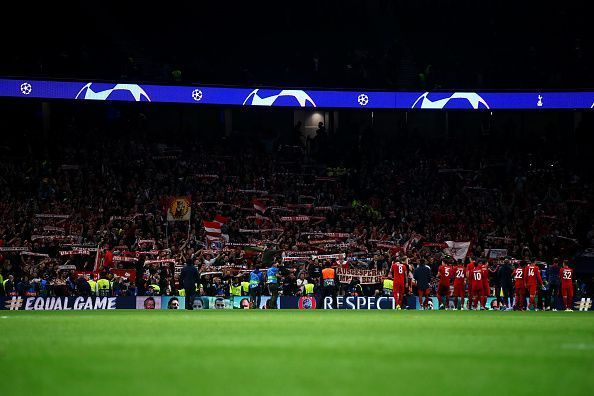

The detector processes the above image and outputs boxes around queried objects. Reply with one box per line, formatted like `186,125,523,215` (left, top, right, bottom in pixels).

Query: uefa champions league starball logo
191,89,203,101
357,93,369,106
411,92,490,109
75,83,151,101
20,82,32,95
242,89,316,107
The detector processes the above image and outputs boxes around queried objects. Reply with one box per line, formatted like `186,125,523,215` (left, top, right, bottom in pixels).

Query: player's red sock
563,296,568,309
529,296,535,309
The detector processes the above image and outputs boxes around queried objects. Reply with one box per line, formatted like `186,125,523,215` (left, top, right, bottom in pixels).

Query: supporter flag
214,214,230,225
444,241,471,260
486,248,508,259
253,199,269,225
203,221,222,237
403,232,422,253
253,199,267,214
166,196,192,221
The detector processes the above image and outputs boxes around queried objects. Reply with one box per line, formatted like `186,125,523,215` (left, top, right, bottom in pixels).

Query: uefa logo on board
298,296,317,310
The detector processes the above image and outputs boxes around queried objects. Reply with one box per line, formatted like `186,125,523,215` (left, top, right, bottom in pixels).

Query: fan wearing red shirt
525,259,543,311
453,261,466,310
470,267,485,310
390,261,408,309
512,262,526,310
437,260,453,309
560,260,574,311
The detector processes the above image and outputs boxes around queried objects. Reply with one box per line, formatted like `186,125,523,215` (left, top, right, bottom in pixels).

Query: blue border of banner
1,78,594,110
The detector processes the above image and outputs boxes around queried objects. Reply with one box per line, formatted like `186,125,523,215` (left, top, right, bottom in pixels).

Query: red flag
203,221,222,236
253,199,267,214
214,214,230,225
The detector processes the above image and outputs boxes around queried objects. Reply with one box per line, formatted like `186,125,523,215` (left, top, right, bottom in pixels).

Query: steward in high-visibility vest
241,281,250,296
230,281,242,297
149,284,161,295
321,263,337,307
87,276,97,296
321,267,336,287
178,288,186,296
97,277,111,296
383,279,394,296
304,283,315,296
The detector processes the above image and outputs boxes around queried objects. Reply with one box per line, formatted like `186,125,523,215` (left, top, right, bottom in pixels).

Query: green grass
1,311,594,396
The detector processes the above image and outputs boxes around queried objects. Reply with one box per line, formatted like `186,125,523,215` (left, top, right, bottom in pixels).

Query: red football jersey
391,262,408,285
471,268,484,287
479,263,489,277
438,264,453,285
513,267,525,287
466,262,475,278
453,265,465,284
560,267,573,284
525,264,542,286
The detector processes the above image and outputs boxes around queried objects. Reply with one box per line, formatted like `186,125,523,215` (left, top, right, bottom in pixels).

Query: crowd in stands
1,107,593,306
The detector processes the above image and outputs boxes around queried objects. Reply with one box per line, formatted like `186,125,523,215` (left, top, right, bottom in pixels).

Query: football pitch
1,311,593,396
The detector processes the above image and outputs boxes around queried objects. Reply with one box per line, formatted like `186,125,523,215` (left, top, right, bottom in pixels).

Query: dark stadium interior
3,2,592,89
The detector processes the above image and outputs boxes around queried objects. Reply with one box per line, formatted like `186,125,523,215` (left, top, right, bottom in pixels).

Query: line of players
388,258,576,311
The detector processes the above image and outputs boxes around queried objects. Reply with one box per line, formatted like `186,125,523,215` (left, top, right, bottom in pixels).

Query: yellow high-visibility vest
230,284,242,296
241,281,250,294
97,279,111,290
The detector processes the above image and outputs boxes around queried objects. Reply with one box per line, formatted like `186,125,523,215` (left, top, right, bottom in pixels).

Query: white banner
487,248,508,259
444,241,471,260
312,253,346,260
336,267,383,284
0,247,30,252
35,214,70,219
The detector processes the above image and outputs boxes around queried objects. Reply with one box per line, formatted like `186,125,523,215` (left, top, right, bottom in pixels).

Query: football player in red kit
471,266,485,310
437,259,453,309
512,262,526,310
479,259,490,309
525,259,543,311
390,260,408,309
453,260,466,310
466,259,475,309
560,260,574,312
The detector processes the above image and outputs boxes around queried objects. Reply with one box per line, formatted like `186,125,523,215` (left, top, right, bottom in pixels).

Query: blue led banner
1,78,593,110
